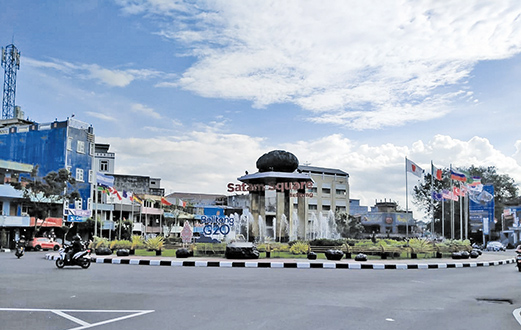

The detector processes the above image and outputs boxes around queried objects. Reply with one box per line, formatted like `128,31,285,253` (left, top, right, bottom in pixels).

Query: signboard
68,215,88,223
469,184,494,235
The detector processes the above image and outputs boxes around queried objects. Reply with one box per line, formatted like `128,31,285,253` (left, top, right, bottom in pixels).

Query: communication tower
1,44,21,119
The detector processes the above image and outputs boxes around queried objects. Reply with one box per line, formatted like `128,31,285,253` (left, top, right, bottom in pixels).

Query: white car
485,241,506,251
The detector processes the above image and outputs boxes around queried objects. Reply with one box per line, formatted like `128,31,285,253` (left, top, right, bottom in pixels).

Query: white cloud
120,0,521,129
86,111,117,122
100,129,521,220
131,103,162,119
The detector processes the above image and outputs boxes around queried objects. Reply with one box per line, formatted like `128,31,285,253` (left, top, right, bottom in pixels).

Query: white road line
513,307,521,326
52,310,90,326
0,308,155,330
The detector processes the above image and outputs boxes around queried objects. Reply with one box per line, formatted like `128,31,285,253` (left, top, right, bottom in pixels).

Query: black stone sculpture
225,242,260,259
95,247,112,255
256,150,299,173
324,249,344,261
176,248,192,258
354,253,367,261
116,248,130,256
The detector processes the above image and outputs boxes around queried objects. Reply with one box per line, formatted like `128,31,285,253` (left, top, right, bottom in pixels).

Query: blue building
0,117,94,220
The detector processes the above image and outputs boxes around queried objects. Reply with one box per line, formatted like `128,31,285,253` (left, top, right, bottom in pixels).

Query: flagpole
405,157,409,238
459,182,463,240
430,161,434,236
442,197,445,238
450,164,454,240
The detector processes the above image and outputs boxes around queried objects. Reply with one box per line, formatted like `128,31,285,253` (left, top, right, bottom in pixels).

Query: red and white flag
406,158,424,178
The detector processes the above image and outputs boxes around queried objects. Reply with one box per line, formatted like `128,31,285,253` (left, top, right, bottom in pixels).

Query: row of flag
96,173,186,207
406,158,482,186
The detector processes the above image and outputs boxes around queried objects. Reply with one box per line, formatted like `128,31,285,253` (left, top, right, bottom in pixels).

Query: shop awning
30,217,63,227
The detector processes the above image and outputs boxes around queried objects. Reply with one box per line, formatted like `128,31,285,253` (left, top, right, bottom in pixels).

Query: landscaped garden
88,236,474,260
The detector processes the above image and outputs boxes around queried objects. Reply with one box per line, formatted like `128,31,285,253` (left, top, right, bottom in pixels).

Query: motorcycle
516,252,521,272
55,245,92,269
15,245,25,258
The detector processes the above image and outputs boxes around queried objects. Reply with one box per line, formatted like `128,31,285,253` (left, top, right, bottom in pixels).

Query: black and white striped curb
45,254,515,270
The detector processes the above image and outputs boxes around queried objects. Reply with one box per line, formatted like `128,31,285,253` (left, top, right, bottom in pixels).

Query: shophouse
0,116,94,227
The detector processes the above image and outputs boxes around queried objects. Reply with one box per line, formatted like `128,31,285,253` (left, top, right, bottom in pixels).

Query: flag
467,176,481,186
431,191,443,201
96,172,114,187
110,187,122,201
431,163,443,181
442,189,451,199
406,158,424,177
161,197,172,206
132,194,142,204
178,199,186,207
450,169,467,182
453,186,462,197
97,186,109,194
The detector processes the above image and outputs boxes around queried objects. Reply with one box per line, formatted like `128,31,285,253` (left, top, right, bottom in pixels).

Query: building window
67,137,73,151
89,142,95,155
87,198,92,210
75,198,82,210
99,160,109,172
309,204,318,210
322,188,331,194
88,170,93,183
322,205,331,211
310,187,318,194
336,189,346,195
76,168,84,182
336,206,346,212
77,141,85,154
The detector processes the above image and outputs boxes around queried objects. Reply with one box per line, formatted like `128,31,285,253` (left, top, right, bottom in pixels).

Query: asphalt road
1,251,520,330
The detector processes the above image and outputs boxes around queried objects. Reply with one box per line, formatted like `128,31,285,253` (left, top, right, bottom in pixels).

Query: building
0,159,33,248
92,143,168,238
0,117,95,221
350,199,416,238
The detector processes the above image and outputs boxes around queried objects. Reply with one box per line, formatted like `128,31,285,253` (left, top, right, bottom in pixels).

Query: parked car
28,237,61,251
485,241,506,252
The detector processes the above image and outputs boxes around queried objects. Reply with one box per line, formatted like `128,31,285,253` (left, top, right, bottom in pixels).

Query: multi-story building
0,117,94,221
93,143,167,237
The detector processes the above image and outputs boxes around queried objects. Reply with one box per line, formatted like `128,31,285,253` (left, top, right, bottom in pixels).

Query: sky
2,0,521,221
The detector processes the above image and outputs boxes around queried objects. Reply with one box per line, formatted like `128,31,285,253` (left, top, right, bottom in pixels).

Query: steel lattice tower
1,44,21,119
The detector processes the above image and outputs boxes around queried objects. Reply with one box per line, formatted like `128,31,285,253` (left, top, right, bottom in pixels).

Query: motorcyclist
516,244,521,254
66,235,84,262
16,235,26,248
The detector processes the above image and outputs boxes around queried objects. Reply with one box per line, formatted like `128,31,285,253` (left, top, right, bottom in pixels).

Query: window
99,160,109,172
88,170,93,183
75,198,82,210
310,187,318,194
77,141,85,154
322,205,331,211
76,168,84,182
89,142,95,155
309,204,318,210
322,188,331,194
336,189,346,195
336,206,346,212
67,137,73,151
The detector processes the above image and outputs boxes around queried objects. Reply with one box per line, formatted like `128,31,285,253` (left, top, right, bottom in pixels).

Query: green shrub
308,238,346,246
289,241,309,255
92,236,109,249
110,239,132,249
131,235,144,249
145,236,164,251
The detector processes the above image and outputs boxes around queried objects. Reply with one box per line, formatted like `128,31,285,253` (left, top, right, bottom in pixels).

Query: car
28,237,61,251
485,241,506,252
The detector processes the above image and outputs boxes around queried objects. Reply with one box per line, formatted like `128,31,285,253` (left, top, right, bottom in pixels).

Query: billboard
469,184,494,235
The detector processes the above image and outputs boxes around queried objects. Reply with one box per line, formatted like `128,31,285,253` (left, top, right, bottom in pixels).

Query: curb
45,254,515,270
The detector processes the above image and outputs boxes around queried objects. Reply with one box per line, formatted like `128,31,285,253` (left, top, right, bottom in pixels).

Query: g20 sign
200,215,234,236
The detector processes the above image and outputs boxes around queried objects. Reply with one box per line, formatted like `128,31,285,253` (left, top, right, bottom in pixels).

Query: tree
335,212,364,238
413,166,518,239
11,166,81,235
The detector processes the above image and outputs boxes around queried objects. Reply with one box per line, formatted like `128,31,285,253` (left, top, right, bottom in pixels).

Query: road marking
513,307,521,326
0,308,155,330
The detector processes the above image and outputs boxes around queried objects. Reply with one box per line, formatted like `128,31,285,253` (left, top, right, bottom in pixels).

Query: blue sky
2,0,521,220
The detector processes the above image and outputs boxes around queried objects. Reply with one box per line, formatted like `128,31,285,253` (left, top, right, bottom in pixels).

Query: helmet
20,235,25,240
73,235,81,241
